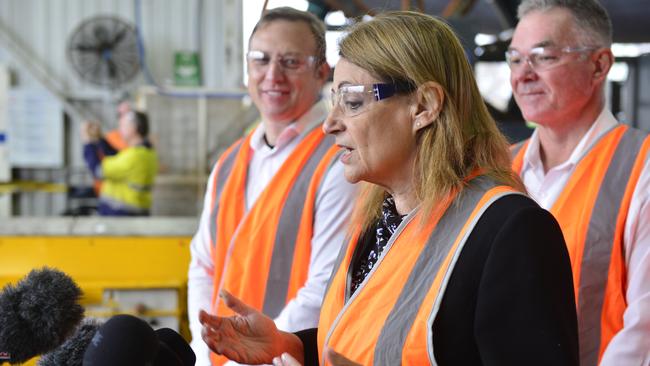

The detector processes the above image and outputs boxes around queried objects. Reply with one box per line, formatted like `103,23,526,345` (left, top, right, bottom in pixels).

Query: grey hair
517,0,612,47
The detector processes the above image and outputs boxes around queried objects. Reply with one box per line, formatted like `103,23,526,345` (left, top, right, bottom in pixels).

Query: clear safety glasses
246,50,317,75
505,46,597,72
330,82,414,117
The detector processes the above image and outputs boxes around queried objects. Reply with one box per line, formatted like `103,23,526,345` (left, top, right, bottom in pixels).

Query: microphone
82,315,196,366
154,328,196,366
0,267,84,364
38,321,195,366
37,319,102,366
82,314,159,366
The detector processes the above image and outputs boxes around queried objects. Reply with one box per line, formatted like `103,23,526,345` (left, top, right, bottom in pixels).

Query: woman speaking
198,11,578,366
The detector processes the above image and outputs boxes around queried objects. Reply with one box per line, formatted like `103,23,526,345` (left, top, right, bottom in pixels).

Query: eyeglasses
246,50,317,75
505,46,597,72
330,83,414,117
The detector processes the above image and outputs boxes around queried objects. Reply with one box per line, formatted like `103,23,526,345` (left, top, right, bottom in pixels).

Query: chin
343,171,363,185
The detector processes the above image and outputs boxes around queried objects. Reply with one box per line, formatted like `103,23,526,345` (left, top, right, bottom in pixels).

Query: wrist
279,330,304,364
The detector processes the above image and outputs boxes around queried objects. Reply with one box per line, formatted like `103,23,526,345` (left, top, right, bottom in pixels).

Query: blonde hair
339,11,524,230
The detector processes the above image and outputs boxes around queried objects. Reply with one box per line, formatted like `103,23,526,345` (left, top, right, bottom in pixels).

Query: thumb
220,290,254,316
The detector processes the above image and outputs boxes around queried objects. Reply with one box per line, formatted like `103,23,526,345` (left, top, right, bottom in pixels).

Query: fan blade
107,59,118,79
74,43,101,53
110,28,129,47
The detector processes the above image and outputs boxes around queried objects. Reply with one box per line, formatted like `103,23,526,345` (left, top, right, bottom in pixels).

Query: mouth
516,87,544,97
262,90,289,97
337,144,354,163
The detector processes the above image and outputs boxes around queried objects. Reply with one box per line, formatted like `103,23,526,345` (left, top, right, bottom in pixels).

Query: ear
592,48,614,84
412,81,444,133
316,62,331,82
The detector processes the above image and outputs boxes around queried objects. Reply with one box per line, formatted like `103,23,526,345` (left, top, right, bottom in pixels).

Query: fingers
199,309,222,328
201,320,223,355
273,352,302,366
220,290,254,316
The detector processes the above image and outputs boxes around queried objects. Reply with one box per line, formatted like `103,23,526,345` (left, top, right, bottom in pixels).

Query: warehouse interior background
0,0,648,358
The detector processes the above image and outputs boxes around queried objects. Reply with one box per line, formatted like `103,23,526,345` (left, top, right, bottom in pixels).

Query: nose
323,108,344,135
263,59,286,82
510,56,535,75
510,59,537,84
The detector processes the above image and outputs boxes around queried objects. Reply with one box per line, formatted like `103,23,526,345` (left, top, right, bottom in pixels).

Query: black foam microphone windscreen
154,328,196,366
38,319,102,366
0,267,84,364
153,341,183,366
82,314,159,366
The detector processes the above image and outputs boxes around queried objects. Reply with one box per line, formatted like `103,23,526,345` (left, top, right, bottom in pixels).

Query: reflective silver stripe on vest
510,140,527,160
323,227,354,306
578,128,649,366
262,134,336,317
209,141,244,248
127,182,153,192
99,195,150,215
373,178,518,365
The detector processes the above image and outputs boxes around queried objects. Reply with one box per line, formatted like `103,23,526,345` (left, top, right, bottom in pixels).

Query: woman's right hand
199,290,304,365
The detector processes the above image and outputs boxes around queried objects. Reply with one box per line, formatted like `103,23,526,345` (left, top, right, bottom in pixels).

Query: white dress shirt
187,101,357,366
520,108,650,365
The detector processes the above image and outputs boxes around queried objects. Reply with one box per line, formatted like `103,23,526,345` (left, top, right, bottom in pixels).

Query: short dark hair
131,111,149,138
249,7,327,66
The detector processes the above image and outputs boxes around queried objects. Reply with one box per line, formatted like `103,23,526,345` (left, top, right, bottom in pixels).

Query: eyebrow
507,40,556,52
248,49,305,56
335,81,354,90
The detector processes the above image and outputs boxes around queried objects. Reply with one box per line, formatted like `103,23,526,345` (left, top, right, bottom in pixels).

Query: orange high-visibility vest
317,177,520,365
512,125,650,365
208,124,340,365
104,129,128,150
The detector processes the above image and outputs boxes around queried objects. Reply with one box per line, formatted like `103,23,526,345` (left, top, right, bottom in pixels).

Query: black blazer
296,194,579,366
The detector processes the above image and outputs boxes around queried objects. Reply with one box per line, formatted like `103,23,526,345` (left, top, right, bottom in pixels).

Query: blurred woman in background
81,110,157,216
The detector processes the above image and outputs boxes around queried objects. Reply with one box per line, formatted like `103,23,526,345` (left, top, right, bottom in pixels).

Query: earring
416,122,421,127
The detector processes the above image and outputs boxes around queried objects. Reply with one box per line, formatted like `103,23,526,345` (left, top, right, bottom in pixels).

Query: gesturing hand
199,290,303,365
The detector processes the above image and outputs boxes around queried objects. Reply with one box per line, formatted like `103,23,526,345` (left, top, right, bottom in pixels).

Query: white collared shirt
186,100,356,366
520,108,650,365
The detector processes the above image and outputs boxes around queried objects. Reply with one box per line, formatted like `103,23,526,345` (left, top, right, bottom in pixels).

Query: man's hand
200,290,303,365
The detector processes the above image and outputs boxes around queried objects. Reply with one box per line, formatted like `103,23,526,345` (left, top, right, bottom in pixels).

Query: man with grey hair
509,0,650,365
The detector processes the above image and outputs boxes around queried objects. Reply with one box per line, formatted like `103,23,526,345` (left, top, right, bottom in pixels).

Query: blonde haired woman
199,11,579,366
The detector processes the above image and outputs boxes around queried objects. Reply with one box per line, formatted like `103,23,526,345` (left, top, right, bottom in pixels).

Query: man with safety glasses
509,1,650,365
187,7,356,365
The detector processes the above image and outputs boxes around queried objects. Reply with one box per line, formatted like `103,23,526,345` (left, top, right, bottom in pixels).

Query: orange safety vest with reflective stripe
208,124,340,365
511,124,650,365
318,177,520,365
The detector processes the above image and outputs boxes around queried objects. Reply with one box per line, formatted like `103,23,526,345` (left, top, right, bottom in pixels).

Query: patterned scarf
350,196,405,294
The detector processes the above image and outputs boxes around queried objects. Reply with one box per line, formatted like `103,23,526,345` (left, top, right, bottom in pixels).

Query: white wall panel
0,0,243,96
0,0,246,216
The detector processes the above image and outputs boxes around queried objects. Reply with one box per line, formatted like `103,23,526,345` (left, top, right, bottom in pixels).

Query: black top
296,194,579,366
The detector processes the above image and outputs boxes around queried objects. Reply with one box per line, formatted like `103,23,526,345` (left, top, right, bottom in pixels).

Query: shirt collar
249,99,328,154
522,107,619,172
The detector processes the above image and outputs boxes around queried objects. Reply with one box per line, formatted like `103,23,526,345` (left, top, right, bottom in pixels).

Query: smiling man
187,7,356,365
509,1,650,365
